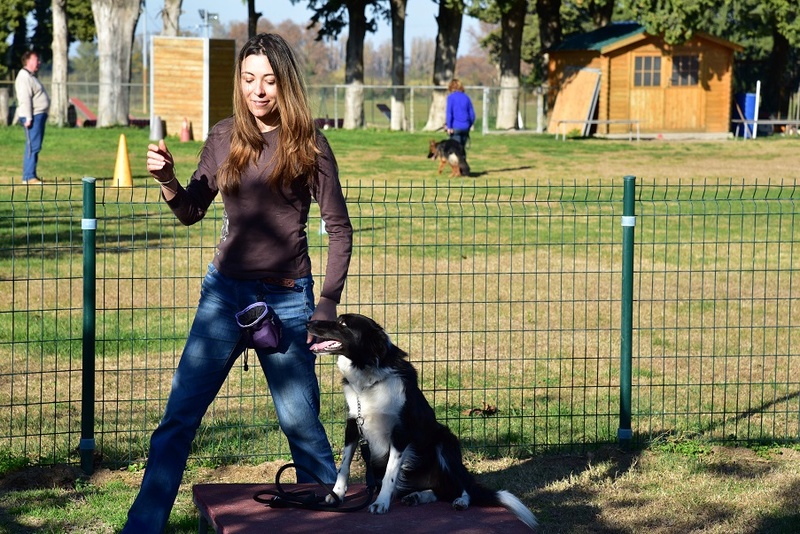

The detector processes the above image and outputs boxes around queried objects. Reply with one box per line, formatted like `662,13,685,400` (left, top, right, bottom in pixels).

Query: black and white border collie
308,313,539,530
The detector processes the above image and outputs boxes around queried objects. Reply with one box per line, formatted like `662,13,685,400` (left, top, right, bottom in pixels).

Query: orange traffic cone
180,117,191,142
114,133,133,187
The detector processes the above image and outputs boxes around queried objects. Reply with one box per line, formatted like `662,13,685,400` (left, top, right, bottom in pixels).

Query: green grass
1,126,799,531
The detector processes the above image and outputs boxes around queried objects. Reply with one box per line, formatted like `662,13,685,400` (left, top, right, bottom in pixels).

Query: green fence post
81,177,97,474
619,175,636,447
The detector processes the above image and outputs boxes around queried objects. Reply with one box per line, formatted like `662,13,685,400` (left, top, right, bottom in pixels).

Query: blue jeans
449,128,470,157
19,113,47,181
122,264,336,533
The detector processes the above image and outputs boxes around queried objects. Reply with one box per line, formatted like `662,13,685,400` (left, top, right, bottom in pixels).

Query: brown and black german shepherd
427,139,470,177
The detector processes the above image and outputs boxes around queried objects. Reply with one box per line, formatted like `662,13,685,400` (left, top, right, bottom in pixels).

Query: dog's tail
496,490,539,530
468,485,538,530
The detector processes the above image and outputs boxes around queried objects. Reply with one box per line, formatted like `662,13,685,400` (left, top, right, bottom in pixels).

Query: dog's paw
401,493,422,506
325,484,347,504
452,496,469,510
369,500,391,514
402,490,437,506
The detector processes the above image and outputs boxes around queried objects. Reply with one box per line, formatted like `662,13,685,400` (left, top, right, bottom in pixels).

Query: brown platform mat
193,483,532,533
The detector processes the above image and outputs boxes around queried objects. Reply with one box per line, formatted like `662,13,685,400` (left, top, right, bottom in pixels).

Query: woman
122,34,352,533
445,78,475,156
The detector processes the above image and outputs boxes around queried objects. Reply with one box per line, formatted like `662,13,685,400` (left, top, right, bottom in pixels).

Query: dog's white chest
338,357,405,458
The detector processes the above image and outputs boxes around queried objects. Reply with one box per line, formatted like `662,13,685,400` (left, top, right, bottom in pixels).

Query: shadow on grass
470,165,533,177
476,444,642,532
752,478,800,534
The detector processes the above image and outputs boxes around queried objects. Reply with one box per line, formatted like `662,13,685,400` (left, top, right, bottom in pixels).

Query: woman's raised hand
146,139,175,184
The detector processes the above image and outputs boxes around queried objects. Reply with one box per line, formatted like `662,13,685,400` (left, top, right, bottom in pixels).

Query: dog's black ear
389,343,409,360
360,325,392,363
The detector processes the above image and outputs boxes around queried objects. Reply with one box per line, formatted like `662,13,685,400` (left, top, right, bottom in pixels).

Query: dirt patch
0,464,84,493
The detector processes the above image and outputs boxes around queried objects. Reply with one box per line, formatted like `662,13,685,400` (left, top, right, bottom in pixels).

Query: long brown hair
216,33,319,194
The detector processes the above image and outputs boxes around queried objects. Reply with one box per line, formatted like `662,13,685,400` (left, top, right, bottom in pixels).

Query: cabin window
634,56,661,87
671,55,699,86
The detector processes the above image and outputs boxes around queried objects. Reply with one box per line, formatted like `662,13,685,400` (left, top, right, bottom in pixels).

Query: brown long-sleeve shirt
165,117,353,303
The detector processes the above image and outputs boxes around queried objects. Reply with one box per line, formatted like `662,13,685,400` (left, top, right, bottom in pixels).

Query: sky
140,0,480,55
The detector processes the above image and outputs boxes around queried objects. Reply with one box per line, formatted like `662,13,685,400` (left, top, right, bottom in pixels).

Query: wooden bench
193,482,533,533
557,119,640,141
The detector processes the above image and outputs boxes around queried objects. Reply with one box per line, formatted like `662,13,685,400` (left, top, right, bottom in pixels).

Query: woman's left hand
307,297,337,343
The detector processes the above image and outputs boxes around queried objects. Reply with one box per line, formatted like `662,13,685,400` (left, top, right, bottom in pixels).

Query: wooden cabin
151,37,236,140
547,23,743,137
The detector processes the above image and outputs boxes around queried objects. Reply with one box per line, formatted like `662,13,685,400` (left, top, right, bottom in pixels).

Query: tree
246,0,260,38
5,1,33,77
162,0,181,36
471,0,528,129
51,0,69,126
535,0,561,52
304,0,384,129
91,0,141,126
0,0,33,124
388,0,407,130
424,0,465,131
66,0,96,42
495,0,527,129
30,0,52,61
341,0,368,128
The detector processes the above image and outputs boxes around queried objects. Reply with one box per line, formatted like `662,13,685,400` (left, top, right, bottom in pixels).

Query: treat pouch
236,302,281,349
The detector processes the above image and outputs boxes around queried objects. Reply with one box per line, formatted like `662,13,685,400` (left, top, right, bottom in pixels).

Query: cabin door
629,54,664,131
663,54,705,130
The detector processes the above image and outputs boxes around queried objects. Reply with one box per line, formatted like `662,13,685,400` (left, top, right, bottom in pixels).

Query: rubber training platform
193,483,532,533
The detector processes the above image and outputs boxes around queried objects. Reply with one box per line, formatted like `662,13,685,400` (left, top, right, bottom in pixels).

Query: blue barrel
734,93,757,138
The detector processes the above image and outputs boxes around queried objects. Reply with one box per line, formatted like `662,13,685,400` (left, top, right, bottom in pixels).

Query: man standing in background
15,50,50,185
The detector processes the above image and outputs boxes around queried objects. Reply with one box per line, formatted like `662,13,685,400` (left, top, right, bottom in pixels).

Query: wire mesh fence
307,84,547,132
0,178,797,469
1,81,547,133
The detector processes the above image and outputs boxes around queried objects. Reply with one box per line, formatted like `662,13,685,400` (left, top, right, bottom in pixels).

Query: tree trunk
50,0,69,127
389,0,407,131
344,0,367,129
247,0,261,39
0,88,10,126
162,0,181,36
537,0,562,111
424,0,463,131
535,0,562,51
496,0,526,130
591,0,615,28
764,28,790,116
91,0,141,127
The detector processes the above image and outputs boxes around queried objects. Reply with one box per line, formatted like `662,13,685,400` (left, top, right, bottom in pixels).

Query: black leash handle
253,462,376,513
360,439,375,489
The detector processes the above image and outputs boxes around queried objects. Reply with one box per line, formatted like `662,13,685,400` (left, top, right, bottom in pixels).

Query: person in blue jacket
445,78,475,156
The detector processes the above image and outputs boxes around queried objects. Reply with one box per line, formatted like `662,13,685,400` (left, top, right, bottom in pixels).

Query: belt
262,277,295,288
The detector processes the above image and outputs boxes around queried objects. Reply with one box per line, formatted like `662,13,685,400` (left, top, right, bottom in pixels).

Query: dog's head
308,313,405,369
427,139,438,159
